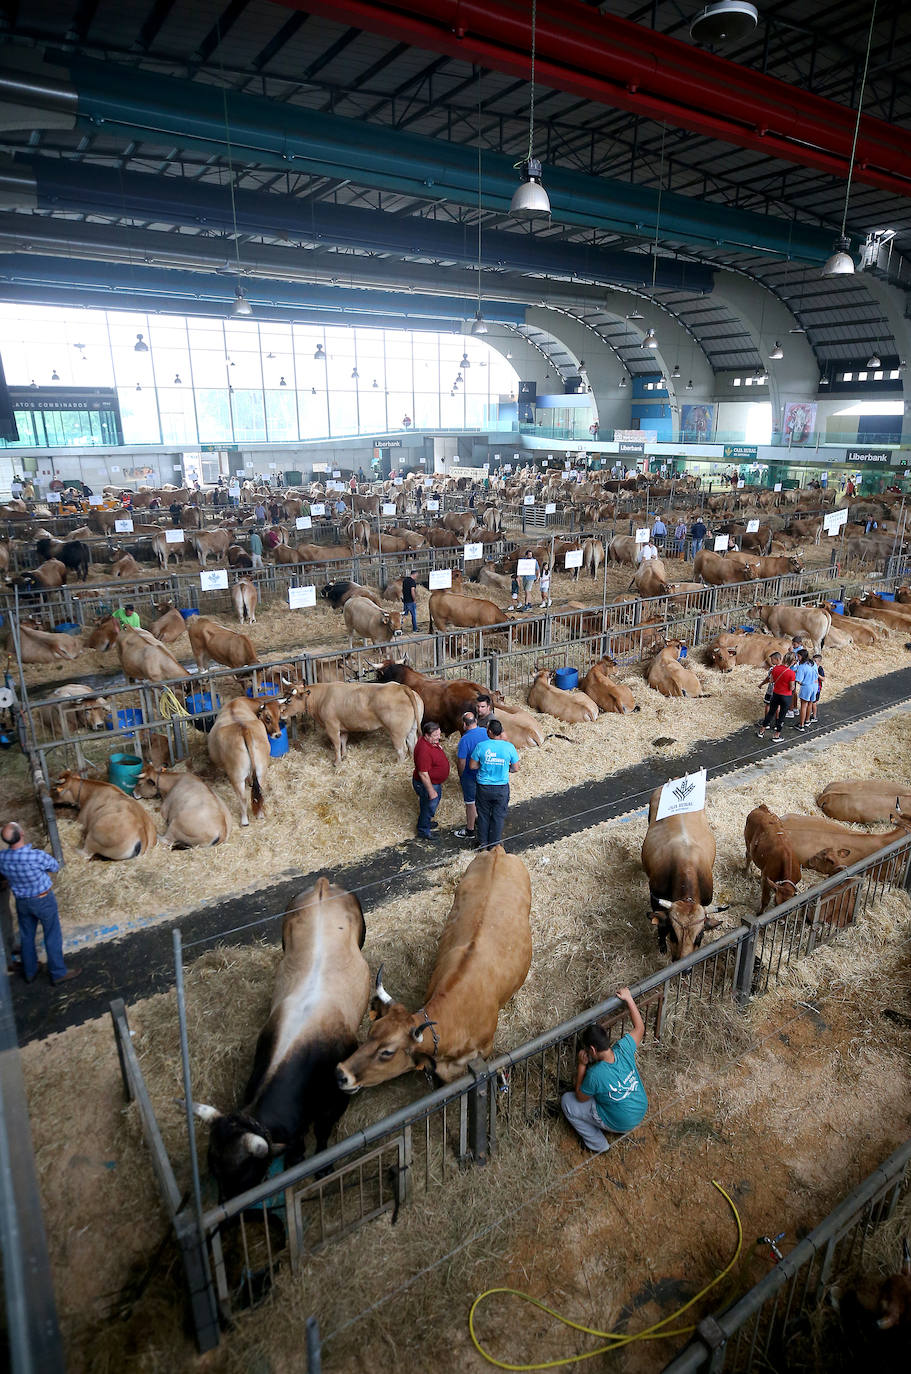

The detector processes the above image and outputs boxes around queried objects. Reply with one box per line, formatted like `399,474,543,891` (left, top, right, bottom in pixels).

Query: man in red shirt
412,720,450,839
756,653,796,742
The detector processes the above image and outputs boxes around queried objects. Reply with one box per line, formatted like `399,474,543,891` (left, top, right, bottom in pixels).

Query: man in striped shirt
0,824,77,986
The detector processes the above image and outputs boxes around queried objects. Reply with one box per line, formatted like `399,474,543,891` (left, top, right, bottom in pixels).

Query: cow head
335,966,437,1091
788,555,803,574
711,646,738,672
81,697,109,731
876,1240,911,1329
51,771,84,806
255,699,285,737
651,899,724,960
372,659,404,684
132,765,163,799
807,847,853,875
382,610,404,638
188,1102,276,1201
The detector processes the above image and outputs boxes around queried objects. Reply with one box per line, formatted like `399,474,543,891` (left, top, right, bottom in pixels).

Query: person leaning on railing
560,987,648,1153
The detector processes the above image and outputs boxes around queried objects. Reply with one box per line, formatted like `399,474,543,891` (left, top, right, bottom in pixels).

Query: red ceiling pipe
269,0,911,196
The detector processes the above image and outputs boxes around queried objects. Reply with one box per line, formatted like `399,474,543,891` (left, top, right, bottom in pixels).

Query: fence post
306,1316,322,1373
733,918,759,1007
110,998,135,1103
466,1058,491,1165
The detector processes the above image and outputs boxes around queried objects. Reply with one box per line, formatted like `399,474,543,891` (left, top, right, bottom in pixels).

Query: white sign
426,499,440,511
313,463,328,473
88,495,104,506
296,516,312,530
46,491,61,504
635,527,651,544
517,558,537,576
494,453,500,460
311,503,326,516
504,465,512,474
428,568,452,590
713,534,730,552
332,470,341,478
200,569,229,591
656,768,707,822
564,549,584,570
464,542,483,561
288,585,317,609
746,519,760,533
114,519,134,533
523,495,535,506
393,477,404,487
228,484,240,497
381,503,396,515
483,464,489,473
545,502,557,514
165,529,184,543
824,507,849,535
774,483,782,493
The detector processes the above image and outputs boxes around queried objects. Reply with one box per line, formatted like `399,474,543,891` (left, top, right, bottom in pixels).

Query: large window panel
158,388,199,445
195,389,234,443
264,389,298,442
298,390,329,440
329,390,359,437
231,390,267,443
118,386,162,445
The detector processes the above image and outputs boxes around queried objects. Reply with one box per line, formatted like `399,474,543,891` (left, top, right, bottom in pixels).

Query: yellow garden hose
468,1181,742,1371
157,686,191,719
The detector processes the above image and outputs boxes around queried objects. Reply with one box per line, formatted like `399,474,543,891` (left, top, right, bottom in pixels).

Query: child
539,563,551,607
794,649,819,732
810,655,825,725
783,650,799,718
511,571,519,607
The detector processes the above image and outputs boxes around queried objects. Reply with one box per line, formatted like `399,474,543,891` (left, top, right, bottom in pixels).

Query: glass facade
0,304,519,448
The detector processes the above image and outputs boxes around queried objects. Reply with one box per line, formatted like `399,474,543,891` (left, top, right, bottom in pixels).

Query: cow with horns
190,878,370,1200
641,783,725,959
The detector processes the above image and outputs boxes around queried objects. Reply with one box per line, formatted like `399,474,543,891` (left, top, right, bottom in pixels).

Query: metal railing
662,1136,911,1373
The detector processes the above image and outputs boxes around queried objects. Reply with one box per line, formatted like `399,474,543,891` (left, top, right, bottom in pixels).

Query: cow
151,531,185,569
181,505,202,531
488,698,546,747
442,511,479,538
142,733,172,769
743,804,801,913
694,549,757,585
18,624,83,663
296,543,353,563
645,643,704,698
606,535,639,567
132,767,232,848
874,1238,911,1331
816,781,911,825
428,590,506,633
35,684,108,733
52,771,158,860
336,848,531,1089
475,564,512,593
631,559,668,598
752,554,803,579
580,659,638,714
821,608,881,646
321,581,383,609
280,681,422,766
116,624,186,682
343,596,404,647
845,597,908,633
187,616,258,672
208,696,280,825
192,530,231,567
110,553,144,579
371,661,486,735
82,616,120,651
35,537,89,582
755,603,831,652
705,632,791,672
641,786,722,959
272,542,301,565
29,559,69,589
227,544,253,569
150,605,187,644
231,579,258,625
191,878,370,1199
778,813,911,873
859,591,911,620
527,670,598,723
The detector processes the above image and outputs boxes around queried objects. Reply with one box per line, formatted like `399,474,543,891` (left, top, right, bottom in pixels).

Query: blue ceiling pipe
16,156,715,294
20,50,834,262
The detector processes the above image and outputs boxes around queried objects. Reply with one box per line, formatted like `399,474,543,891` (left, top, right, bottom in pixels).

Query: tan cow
755,603,831,652
296,543,353,563
752,554,803,578
231,579,258,624
475,564,512,593
442,511,479,538
606,535,639,567
705,632,791,672
192,530,231,567
132,767,232,848
845,597,908,633
824,607,882,646
343,596,404,647
29,558,68,588
632,559,668,598
150,605,187,644
641,787,721,959
816,781,911,824
428,590,506,632
52,771,157,860
489,698,546,747
779,813,911,873
336,847,532,1087
280,681,422,766
581,659,638,713
35,684,108,733
694,549,757,584
744,804,801,913
187,616,258,672
115,624,186,682
110,553,144,578
151,531,185,568
208,696,279,825
19,624,84,663
645,643,704,698
527,669,598,722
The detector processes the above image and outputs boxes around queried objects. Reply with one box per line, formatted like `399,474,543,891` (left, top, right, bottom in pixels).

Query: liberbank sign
844,448,897,465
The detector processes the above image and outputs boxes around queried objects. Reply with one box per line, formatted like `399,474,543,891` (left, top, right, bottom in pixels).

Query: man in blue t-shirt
468,718,519,849
454,710,488,841
561,987,648,1153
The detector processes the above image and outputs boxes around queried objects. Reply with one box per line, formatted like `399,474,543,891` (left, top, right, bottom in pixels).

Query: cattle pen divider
108,829,911,1356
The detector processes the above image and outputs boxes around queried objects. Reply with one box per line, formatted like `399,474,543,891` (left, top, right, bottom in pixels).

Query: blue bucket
269,725,289,758
554,666,579,691
830,601,845,615
106,707,144,737
55,621,81,635
247,682,281,699
186,691,220,716
879,591,895,602
737,625,756,634
178,607,199,620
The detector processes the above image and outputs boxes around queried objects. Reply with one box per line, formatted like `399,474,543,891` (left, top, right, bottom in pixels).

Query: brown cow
208,696,280,825
150,606,187,644
30,558,68,589
816,781,911,824
336,847,532,1088
822,608,881,646
631,559,668,598
752,554,803,579
52,771,157,860
280,680,422,766
296,543,353,563
18,624,83,663
641,787,721,959
187,616,258,672
115,624,186,682
580,659,638,714
231,579,258,624
527,670,598,722
489,698,545,747
132,767,232,848
744,804,801,913
845,597,908,632
694,549,757,584
110,553,144,578
227,544,253,569
705,632,791,672
151,530,185,569
778,813,911,873
343,596,404,646
372,661,486,735
191,530,231,567
606,535,639,567
756,603,831,652
645,643,704,698
428,590,506,632
35,684,108,733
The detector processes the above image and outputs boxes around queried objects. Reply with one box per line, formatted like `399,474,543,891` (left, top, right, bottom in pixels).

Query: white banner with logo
824,507,849,535
114,519,134,533
165,529,184,543
296,515,312,530
746,519,760,533
635,527,650,544
656,768,707,821
564,549,584,569
428,569,452,590
713,534,730,552
200,569,229,591
288,585,316,608
464,542,483,561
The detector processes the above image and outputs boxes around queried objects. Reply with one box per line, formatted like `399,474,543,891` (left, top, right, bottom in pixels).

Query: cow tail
406,688,423,753
820,609,831,650
241,724,266,816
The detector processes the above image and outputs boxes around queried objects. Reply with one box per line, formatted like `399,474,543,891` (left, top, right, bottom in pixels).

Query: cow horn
281,675,293,686
373,963,393,1005
187,1101,221,1122
411,1017,437,1042
707,904,730,914
241,1132,270,1159
656,898,673,909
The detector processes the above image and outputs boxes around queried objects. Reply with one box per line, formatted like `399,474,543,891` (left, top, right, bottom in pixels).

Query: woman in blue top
561,988,648,1153
794,649,819,732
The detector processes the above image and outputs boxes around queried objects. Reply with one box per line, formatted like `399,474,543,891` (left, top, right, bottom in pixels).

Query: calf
187,616,258,672
343,596,403,646
231,579,258,625
527,669,598,722
207,696,280,825
580,659,638,714
645,642,704,698
743,804,801,913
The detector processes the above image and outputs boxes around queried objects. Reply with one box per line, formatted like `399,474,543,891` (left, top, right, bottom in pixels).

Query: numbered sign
381,502,396,515
517,558,537,576
114,518,134,533
545,502,556,514
46,491,61,504
824,507,849,535
774,482,782,493
656,768,707,821
200,569,229,591
332,470,341,478
746,519,760,533
464,542,483,561
635,528,651,544
564,549,584,570
523,495,535,506
713,534,730,552
426,499,440,511
428,568,452,590
288,585,316,609
296,515,312,530
311,503,325,516
165,529,184,543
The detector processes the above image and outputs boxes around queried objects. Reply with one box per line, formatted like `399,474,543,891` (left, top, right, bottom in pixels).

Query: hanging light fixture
173,373,182,384
644,328,659,350
819,373,830,387
280,376,287,387
314,343,326,362
134,332,148,353
311,387,317,396
671,362,681,379
351,367,359,380
686,379,694,391
372,378,379,388
768,341,784,360
460,352,471,370
222,88,254,316
821,0,879,277
135,382,142,392
509,0,550,220
231,285,252,317
866,352,882,368
618,375,628,389
51,369,60,381
506,349,513,360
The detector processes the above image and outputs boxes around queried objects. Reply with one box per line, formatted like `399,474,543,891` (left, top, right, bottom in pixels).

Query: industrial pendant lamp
866,352,881,368
471,71,489,334
618,375,628,388
509,0,551,219
768,341,784,360
671,362,681,379
460,352,471,370
685,379,694,391
644,328,659,350
314,343,326,362
134,332,148,353
821,0,879,277
231,285,252,317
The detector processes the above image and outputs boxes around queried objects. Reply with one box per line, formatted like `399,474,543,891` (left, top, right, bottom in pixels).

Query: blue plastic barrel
186,691,220,715
55,621,81,635
879,591,895,602
247,682,281,699
108,752,143,794
269,725,289,757
830,601,845,615
178,607,199,620
554,666,579,691
106,707,144,738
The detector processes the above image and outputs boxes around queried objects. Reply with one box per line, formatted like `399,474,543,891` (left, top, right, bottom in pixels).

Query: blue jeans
16,891,67,981
403,600,418,631
413,778,442,837
476,783,510,849
691,537,704,554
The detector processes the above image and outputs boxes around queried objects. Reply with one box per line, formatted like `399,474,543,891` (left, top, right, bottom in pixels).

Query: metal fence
110,828,911,1353
662,1136,911,1373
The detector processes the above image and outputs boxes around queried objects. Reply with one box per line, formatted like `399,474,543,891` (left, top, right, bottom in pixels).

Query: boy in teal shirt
561,987,648,1152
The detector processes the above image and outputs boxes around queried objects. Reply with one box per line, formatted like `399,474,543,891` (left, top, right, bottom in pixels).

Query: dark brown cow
743,804,801,913
372,661,486,735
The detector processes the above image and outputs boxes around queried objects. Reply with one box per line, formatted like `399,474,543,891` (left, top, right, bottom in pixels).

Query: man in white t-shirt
639,540,659,562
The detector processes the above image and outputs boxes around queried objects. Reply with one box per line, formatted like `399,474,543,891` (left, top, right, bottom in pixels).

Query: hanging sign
824,507,849,535
228,483,240,497
564,549,584,569
165,529,184,543
381,502,396,515
428,568,452,590
523,495,535,506
332,470,341,478
312,463,328,473
311,503,325,516
393,477,404,486
635,528,651,544
426,499,440,511
746,519,760,533
200,569,229,591
545,502,557,514
656,768,707,821
45,491,61,503
296,516,312,530
517,558,538,576
773,482,782,493
114,519,134,533
288,585,316,608
88,495,104,506
464,542,483,560
714,534,730,552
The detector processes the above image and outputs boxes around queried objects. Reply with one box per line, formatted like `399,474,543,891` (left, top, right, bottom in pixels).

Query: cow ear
187,1101,221,1123
412,1052,436,1074
650,914,661,925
